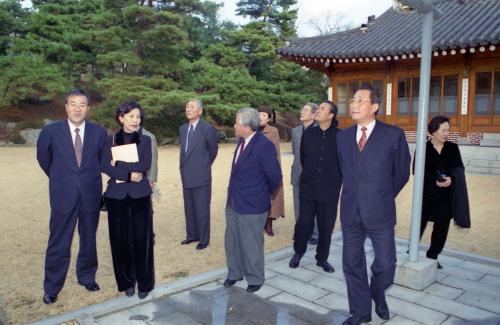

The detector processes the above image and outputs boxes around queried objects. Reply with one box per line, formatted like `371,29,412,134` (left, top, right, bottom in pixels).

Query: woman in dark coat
101,101,154,298
257,106,285,236
417,116,470,269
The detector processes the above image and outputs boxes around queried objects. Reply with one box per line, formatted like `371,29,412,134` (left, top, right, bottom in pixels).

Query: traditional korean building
278,0,499,144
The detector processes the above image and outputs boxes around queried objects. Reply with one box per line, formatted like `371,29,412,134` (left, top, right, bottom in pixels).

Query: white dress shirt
356,119,376,143
68,120,86,146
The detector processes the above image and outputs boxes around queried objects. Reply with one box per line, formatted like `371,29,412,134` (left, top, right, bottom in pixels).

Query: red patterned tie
358,127,367,151
74,128,82,167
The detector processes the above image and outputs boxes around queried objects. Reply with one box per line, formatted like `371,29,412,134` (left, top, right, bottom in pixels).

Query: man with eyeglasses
337,84,410,325
289,101,342,273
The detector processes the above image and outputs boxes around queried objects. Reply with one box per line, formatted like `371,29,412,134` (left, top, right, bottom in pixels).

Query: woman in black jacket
417,115,470,269
101,101,154,299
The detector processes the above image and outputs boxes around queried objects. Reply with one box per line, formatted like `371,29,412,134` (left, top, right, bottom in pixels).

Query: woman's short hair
428,115,450,134
115,101,145,126
237,107,260,131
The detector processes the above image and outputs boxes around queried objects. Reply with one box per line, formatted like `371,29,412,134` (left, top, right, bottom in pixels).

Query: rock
0,140,6,146
216,130,227,143
0,121,7,130
19,128,42,145
6,122,16,130
43,119,53,126
160,137,174,145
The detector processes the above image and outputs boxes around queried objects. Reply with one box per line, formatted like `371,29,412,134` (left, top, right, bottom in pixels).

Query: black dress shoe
246,285,261,293
125,287,135,297
375,303,390,320
223,278,243,287
316,260,335,273
80,282,100,292
289,254,302,268
181,239,198,245
43,294,57,304
342,314,372,325
308,238,318,245
437,262,443,269
138,290,150,299
196,243,208,250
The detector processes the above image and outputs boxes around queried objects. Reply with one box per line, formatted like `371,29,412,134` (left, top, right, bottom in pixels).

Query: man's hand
131,172,142,182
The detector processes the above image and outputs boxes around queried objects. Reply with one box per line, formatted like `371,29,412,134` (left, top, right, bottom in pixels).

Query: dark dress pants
342,214,396,317
420,215,452,260
107,196,154,293
293,199,337,262
44,201,99,296
183,184,211,245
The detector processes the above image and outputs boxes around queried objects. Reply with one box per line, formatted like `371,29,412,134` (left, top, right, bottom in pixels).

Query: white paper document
111,144,139,183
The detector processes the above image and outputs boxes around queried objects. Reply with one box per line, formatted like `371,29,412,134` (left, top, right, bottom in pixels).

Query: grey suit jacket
141,127,158,183
290,125,303,186
179,119,218,188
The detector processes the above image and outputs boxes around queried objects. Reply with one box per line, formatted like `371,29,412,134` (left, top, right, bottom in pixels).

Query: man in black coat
289,101,342,273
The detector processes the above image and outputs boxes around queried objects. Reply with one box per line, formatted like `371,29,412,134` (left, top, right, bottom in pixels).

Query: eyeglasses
349,98,371,105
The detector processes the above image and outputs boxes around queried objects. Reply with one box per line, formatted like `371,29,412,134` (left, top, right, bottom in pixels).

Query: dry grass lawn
0,143,499,324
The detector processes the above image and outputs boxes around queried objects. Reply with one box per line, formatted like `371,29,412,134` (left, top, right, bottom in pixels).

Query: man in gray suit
179,99,218,250
291,103,319,245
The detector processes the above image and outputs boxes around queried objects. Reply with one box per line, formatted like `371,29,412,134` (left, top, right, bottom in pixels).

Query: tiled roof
278,0,499,59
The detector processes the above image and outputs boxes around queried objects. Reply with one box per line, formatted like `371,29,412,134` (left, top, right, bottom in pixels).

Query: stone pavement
32,233,500,325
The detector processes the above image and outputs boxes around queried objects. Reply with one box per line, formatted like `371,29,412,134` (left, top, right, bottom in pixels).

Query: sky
217,0,394,37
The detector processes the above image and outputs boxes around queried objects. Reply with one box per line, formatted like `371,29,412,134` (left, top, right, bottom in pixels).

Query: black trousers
107,196,154,293
342,214,396,317
44,201,99,296
420,214,452,260
182,184,211,245
293,199,337,262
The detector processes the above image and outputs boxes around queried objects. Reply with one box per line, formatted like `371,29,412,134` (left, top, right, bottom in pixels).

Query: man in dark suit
291,103,319,245
289,101,342,273
179,99,218,250
223,107,282,293
36,89,107,304
337,84,410,325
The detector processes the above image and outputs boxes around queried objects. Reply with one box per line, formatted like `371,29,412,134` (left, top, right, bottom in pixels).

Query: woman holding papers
101,101,154,299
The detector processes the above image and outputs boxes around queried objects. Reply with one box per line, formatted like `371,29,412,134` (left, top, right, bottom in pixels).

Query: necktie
74,128,82,167
358,127,367,151
185,124,194,152
236,139,245,164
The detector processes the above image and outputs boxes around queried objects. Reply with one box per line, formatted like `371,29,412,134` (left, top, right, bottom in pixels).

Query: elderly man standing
179,99,218,250
223,108,282,293
337,84,410,325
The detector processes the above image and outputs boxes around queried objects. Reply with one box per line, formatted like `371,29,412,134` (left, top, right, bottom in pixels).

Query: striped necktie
74,128,82,167
358,127,367,151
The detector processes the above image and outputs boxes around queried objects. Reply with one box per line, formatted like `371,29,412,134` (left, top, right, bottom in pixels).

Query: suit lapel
184,120,203,161
80,122,94,169
61,121,79,168
180,124,187,164
232,132,259,174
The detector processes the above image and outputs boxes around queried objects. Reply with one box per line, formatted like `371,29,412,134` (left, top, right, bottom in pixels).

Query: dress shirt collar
68,119,86,144
356,119,376,141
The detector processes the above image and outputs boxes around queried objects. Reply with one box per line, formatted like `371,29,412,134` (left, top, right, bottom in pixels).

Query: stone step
480,139,500,147
482,133,500,141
